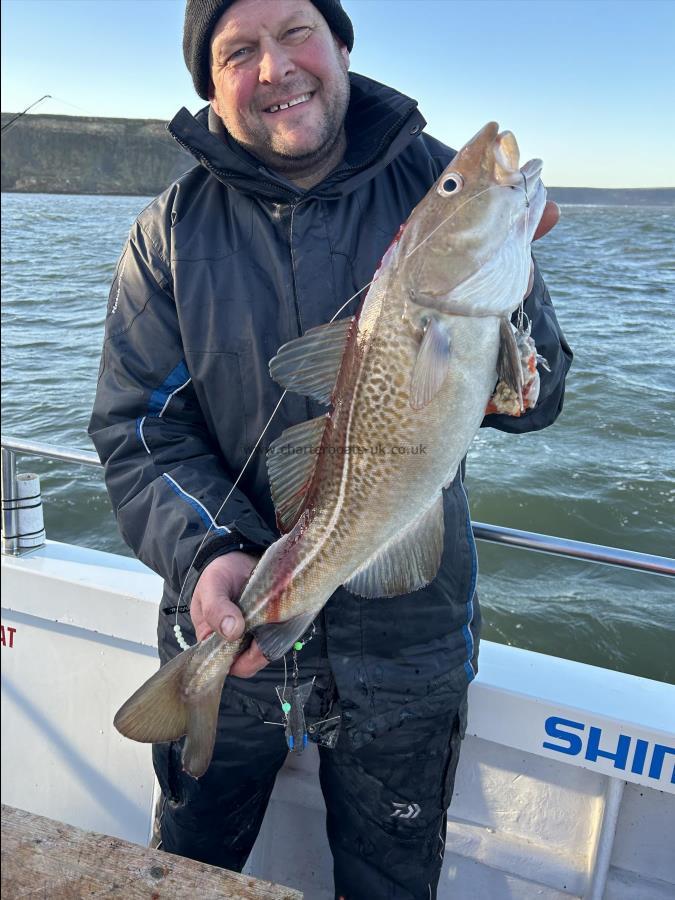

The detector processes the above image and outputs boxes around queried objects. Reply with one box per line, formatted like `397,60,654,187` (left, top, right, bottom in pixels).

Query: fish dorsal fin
270,318,355,404
344,495,445,598
267,415,329,533
410,317,451,409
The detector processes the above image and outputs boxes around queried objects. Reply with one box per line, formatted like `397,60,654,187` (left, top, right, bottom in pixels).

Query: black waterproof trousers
153,617,467,900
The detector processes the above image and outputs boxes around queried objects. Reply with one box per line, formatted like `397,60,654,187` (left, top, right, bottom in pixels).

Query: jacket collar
167,73,426,201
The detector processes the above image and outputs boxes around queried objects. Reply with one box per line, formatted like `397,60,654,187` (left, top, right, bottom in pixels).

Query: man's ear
334,36,350,69
208,80,221,117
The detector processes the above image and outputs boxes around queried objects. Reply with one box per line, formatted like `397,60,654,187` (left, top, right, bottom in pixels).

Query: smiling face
209,0,351,185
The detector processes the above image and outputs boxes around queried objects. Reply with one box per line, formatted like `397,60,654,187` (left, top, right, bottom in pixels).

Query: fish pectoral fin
496,318,524,411
267,415,330,533
253,610,318,661
269,317,356,404
344,495,445,599
410,317,451,409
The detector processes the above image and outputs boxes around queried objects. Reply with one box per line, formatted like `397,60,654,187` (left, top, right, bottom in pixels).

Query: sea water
2,193,674,682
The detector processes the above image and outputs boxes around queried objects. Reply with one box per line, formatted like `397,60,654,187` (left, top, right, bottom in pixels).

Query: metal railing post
1,446,20,555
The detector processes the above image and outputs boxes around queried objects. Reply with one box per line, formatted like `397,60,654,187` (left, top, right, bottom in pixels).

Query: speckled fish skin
113,122,546,777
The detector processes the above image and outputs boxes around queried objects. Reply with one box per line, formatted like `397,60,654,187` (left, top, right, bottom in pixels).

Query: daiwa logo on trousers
390,802,421,819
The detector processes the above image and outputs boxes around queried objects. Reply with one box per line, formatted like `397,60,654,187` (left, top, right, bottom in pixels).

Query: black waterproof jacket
89,74,572,747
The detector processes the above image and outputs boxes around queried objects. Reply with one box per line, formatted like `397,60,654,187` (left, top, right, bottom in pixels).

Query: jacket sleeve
88,217,277,602
482,256,573,433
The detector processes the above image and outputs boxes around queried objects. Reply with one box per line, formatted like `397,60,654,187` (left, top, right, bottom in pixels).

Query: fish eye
437,173,464,197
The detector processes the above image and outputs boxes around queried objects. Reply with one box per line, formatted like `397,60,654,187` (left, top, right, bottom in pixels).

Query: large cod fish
115,122,547,776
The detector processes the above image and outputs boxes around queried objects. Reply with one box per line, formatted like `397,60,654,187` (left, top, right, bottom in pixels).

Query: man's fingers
532,200,560,242
195,596,245,643
230,640,269,678
219,610,245,640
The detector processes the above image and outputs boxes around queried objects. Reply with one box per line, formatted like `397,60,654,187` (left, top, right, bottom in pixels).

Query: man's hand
190,552,270,678
533,200,560,242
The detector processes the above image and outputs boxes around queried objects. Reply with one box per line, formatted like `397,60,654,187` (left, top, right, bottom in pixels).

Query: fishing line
48,95,96,116
173,173,537,645
263,654,291,728
403,183,511,260
172,279,378,636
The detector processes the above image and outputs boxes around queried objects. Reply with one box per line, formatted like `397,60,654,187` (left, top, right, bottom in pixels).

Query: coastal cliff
1,113,194,195
2,112,674,204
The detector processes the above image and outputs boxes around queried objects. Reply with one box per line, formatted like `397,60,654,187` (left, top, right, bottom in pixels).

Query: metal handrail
1,436,101,468
471,522,674,578
1,434,674,577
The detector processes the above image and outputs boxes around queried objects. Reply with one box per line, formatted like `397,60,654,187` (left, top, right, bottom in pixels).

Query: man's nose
258,40,295,83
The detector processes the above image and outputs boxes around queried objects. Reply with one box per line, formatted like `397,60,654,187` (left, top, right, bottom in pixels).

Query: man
89,0,572,896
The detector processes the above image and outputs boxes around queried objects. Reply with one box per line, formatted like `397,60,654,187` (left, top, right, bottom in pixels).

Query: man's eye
284,26,311,41
227,46,252,64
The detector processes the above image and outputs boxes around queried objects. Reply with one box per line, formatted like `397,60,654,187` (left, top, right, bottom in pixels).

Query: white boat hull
2,542,674,898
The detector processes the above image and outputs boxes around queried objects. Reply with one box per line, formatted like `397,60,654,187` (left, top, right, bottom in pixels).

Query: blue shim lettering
543,717,675,785
649,745,675,784
543,717,584,756
631,739,649,775
585,726,631,769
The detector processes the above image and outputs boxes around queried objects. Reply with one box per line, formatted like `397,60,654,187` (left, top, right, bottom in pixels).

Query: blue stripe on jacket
148,360,190,416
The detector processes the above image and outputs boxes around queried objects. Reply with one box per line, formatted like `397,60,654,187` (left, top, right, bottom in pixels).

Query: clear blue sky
2,0,674,187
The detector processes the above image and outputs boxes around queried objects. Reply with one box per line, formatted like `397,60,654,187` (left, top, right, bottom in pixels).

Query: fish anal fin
267,415,330,533
410,317,451,410
269,318,355,404
253,610,318,661
344,495,445,598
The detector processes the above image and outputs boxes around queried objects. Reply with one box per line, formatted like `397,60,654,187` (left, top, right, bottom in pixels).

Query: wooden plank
1,805,302,899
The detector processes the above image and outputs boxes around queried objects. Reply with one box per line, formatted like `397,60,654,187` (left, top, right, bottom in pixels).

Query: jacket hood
167,73,426,201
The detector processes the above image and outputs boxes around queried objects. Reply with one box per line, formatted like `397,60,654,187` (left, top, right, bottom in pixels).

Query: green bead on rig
293,641,304,651
281,701,292,714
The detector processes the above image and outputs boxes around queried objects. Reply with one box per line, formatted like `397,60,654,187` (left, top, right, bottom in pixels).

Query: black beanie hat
183,0,355,100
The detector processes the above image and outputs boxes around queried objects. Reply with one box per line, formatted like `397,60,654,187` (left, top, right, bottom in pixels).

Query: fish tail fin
181,682,226,778
114,641,232,778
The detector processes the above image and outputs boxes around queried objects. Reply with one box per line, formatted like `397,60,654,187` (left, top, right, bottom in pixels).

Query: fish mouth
494,131,543,190
438,122,543,198
495,130,520,172
449,123,525,185
520,157,543,186
494,130,527,186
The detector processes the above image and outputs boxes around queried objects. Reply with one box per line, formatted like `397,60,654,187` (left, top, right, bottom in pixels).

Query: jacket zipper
287,198,317,424
288,200,305,338
168,129,298,202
